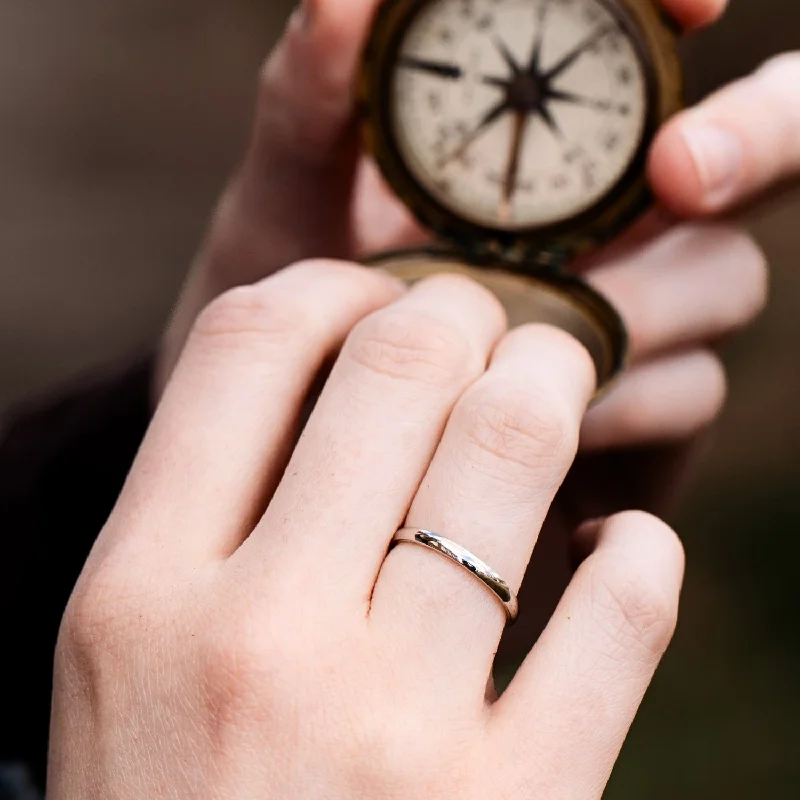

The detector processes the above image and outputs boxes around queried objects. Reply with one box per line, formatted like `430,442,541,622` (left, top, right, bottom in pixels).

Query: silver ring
391,528,519,624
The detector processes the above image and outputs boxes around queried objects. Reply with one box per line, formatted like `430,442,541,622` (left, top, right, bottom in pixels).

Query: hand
156,0,728,391
154,0,793,651
52,263,685,799
574,51,800,485
500,111,528,220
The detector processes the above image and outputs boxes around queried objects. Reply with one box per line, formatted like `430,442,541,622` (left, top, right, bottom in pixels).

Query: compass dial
391,0,651,231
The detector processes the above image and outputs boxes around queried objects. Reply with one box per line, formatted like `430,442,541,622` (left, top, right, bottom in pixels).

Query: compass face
391,0,651,232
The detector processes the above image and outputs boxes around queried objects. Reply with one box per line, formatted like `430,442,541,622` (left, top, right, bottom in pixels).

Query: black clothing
0,356,153,791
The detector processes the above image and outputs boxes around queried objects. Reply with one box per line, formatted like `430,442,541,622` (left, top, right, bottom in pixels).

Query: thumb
159,1,383,397
256,0,380,159
206,0,383,285
648,54,800,218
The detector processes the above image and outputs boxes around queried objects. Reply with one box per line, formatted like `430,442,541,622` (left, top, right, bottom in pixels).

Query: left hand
51,260,687,800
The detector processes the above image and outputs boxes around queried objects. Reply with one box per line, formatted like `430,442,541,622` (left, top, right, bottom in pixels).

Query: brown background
1,1,799,796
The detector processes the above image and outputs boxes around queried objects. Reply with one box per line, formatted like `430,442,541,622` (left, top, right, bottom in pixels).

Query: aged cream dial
392,0,650,230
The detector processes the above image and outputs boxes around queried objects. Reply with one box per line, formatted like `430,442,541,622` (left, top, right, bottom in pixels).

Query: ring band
391,528,519,624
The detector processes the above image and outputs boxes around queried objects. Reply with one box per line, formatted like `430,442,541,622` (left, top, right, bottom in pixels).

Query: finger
650,53,800,217
354,158,431,256
204,0,384,287
491,512,684,799
371,325,595,691
98,261,403,567
659,0,727,30
581,349,727,451
572,207,677,274
244,274,507,612
161,1,417,392
219,0,726,283
588,223,768,363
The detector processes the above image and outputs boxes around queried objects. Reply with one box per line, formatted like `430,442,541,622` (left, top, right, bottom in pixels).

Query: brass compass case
359,0,684,389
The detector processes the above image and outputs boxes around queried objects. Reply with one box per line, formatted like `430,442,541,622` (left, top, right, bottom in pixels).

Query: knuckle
422,271,506,321
58,564,143,664
461,380,578,474
590,537,683,660
347,308,477,387
192,278,316,354
59,583,108,659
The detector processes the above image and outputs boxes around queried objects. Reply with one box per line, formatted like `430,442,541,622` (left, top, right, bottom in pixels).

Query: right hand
51,262,684,799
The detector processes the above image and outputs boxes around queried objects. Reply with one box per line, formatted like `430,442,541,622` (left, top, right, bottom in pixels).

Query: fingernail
680,123,743,208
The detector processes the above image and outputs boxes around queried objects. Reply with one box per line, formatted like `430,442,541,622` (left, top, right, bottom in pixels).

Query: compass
359,0,683,389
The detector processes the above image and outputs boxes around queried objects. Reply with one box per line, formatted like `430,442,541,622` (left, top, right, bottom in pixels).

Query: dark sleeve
0,354,154,790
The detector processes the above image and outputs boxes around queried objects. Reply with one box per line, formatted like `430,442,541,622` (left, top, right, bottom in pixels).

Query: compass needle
500,111,529,222
543,23,618,82
399,56,464,80
437,99,509,170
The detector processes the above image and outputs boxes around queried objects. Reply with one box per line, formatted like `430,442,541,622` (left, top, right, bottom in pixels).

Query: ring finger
241,273,507,613
370,324,595,691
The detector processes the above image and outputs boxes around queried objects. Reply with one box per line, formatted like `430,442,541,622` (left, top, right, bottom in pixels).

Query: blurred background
0,0,798,796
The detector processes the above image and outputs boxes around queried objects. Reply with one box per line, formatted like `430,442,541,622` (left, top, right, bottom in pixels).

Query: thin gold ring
391,528,519,624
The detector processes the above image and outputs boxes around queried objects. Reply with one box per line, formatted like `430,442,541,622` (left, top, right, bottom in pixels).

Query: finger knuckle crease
348,310,475,385
463,385,576,471
592,568,678,659
194,284,316,352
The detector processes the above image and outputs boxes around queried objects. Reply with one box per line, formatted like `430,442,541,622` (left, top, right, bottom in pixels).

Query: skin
47,0,800,796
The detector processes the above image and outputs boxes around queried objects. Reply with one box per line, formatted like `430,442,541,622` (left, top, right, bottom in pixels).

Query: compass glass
391,0,650,231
